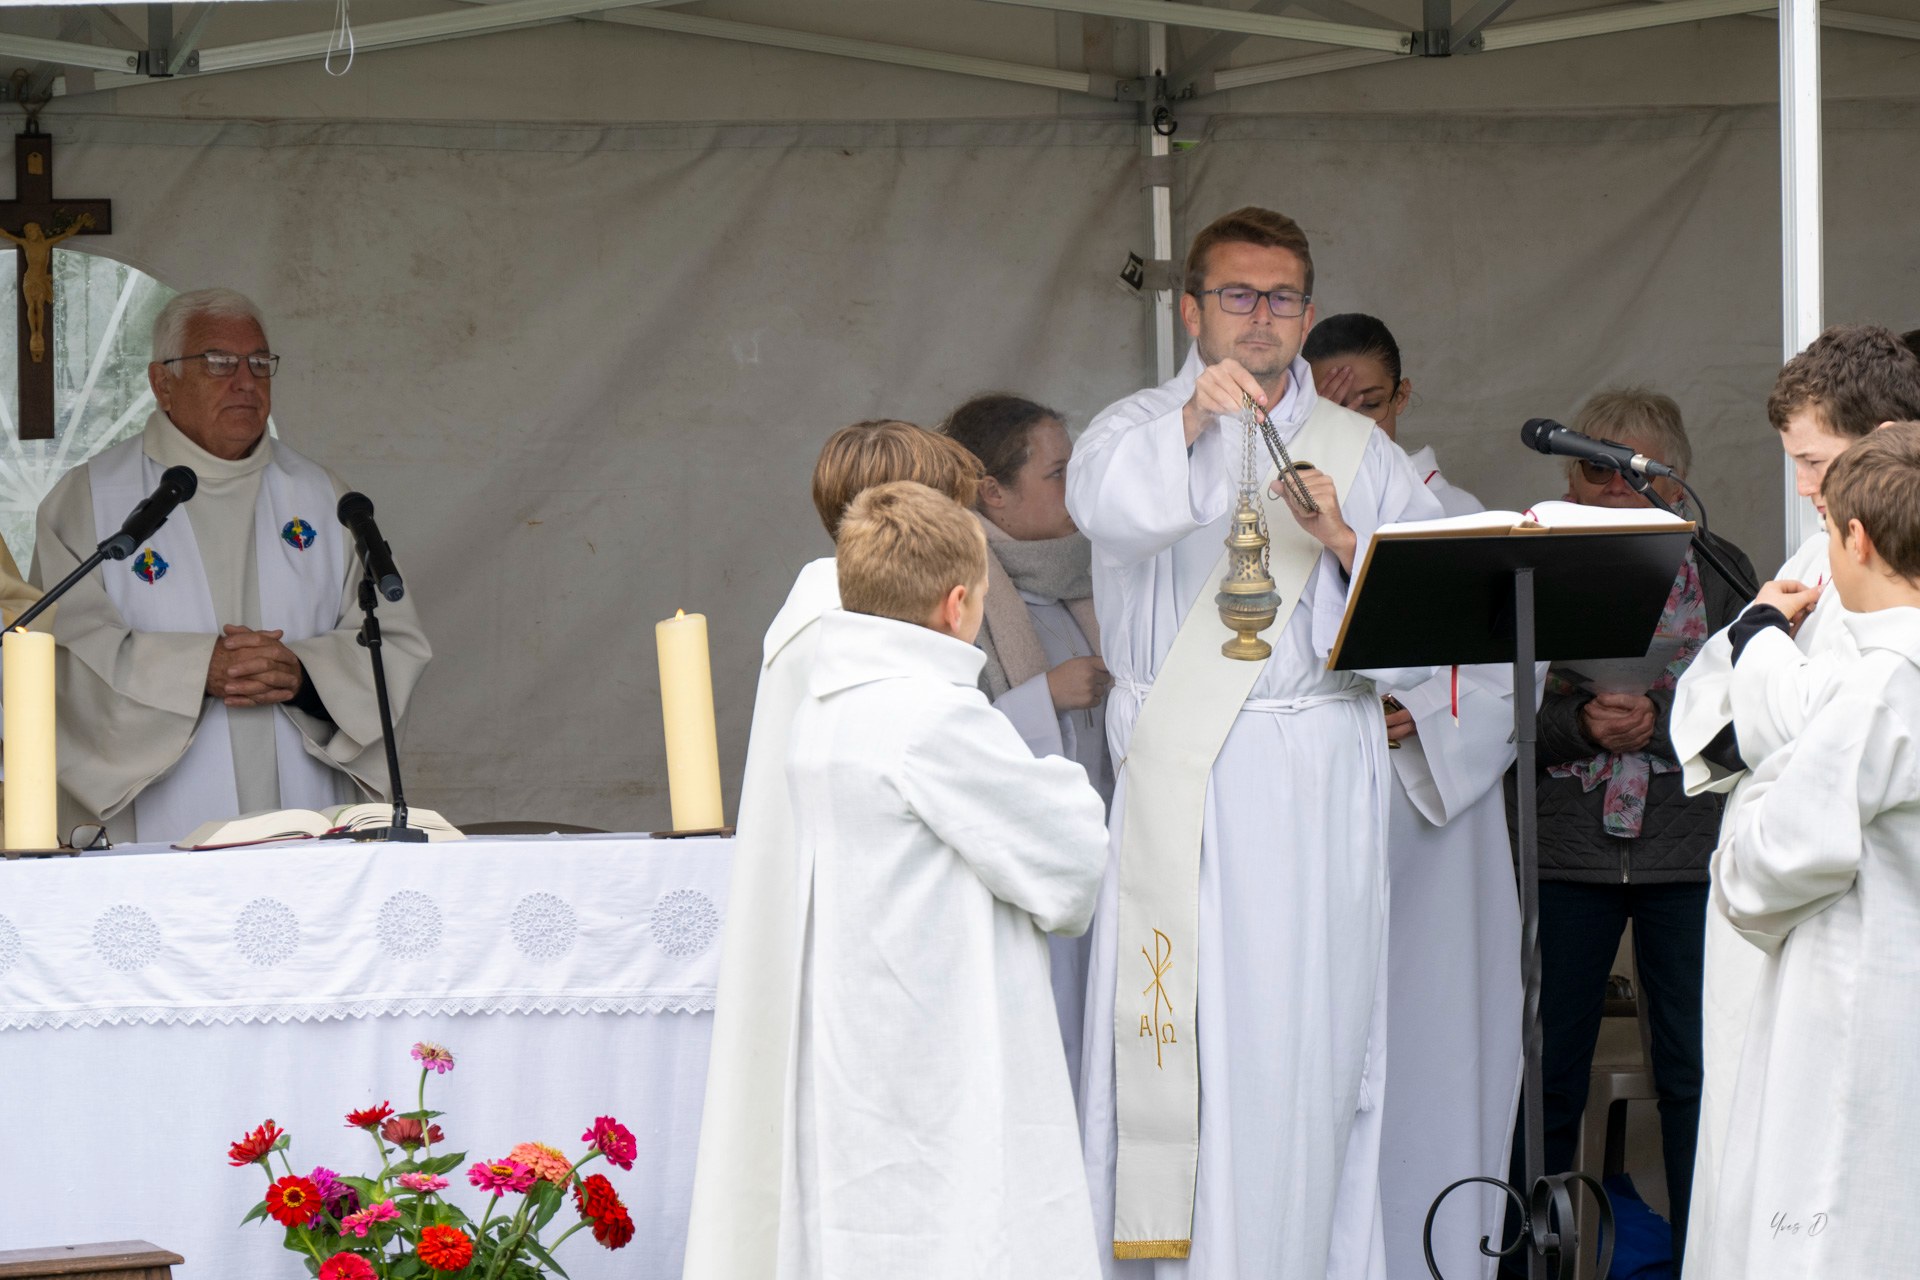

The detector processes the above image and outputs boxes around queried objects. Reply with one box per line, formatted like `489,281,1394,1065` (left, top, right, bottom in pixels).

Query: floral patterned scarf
1546,551,1708,838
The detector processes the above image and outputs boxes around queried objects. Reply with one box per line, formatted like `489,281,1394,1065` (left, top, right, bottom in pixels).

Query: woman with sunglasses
1504,389,1755,1275
1305,313,1527,1280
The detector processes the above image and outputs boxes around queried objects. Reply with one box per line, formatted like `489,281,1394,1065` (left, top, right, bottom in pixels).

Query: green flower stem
368,1130,393,1180
416,1068,431,1159
546,1220,588,1252
290,1224,326,1269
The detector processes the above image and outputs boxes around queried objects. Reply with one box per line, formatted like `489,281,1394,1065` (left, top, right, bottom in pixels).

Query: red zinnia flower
572,1173,620,1222
581,1115,637,1170
344,1102,394,1131
417,1225,474,1272
379,1116,444,1150
591,1204,635,1249
319,1254,376,1280
265,1175,323,1228
227,1120,283,1167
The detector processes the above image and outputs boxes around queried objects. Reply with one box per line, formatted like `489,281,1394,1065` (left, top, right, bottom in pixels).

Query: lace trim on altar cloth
1,991,716,1031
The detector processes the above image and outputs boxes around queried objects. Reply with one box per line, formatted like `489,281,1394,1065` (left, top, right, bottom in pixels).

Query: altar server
31,288,431,843
778,480,1108,1280
1670,325,1920,1275
1703,423,1920,1277
1069,208,1443,1277
1307,314,1522,1280
682,421,982,1280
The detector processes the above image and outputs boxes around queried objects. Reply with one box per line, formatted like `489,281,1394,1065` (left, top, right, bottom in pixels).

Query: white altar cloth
0,834,729,1278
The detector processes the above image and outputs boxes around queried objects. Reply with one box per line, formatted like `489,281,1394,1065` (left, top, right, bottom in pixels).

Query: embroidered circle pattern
510,892,577,960
233,897,301,968
650,889,719,959
93,904,162,972
0,915,19,977
377,890,442,959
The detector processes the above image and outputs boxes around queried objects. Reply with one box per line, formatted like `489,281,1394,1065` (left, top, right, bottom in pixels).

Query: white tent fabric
34,97,1920,831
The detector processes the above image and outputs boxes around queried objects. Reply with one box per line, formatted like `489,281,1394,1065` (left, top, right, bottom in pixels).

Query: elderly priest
31,288,431,843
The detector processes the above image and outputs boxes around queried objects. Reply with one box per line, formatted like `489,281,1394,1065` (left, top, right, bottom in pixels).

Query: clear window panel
0,250,176,569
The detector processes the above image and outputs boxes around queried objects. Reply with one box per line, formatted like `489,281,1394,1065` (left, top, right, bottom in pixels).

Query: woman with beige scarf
943,393,1113,1088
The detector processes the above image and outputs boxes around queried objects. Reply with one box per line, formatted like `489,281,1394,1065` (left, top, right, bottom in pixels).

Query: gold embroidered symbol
1140,928,1176,1068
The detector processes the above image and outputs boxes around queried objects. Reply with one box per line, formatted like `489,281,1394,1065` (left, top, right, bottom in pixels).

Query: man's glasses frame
159,350,282,379
1191,287,1312,318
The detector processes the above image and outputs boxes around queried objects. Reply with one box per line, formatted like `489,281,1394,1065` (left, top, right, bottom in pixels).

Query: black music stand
1329,520,1693,1280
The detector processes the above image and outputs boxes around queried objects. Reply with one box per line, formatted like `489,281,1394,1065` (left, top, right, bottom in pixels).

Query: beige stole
1112,396,1371,1259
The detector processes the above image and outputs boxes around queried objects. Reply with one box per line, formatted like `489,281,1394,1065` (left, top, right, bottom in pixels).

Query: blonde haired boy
776,480,1109,1280
683,425,982,1280
1700,423,1920,1277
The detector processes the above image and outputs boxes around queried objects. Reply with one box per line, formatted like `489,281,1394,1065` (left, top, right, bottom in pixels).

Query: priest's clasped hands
206,623,306,707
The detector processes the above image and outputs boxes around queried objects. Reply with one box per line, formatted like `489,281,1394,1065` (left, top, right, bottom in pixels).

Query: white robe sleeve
32,469,220,822
993,672,1065,759
1725,625,1846,766
1713,668,1919,952
1066,404,1233,567
1388,663,1521,826
281,501,432,795
898,691,1109,936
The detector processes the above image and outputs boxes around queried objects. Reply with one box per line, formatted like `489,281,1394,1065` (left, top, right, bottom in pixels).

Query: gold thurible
1216,491,1282,661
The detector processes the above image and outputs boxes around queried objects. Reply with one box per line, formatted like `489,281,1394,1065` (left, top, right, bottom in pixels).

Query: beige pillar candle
4,628,58,849
655,609,725,831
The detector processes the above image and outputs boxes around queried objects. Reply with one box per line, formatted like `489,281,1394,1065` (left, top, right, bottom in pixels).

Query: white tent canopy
0,0,1913,828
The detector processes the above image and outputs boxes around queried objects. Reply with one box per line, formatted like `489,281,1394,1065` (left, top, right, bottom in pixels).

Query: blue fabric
1602,1174,1675,1280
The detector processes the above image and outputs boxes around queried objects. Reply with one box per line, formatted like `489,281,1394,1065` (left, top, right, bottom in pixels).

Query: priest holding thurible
31,288,431,844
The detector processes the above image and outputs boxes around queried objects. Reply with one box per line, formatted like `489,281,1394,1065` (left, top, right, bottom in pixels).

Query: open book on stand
1375,500,1694,538
175,804,465,849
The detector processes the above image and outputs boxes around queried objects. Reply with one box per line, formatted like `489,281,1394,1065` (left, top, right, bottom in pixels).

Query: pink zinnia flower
410,1041,455,1074
581,1116,637,1170
467,1158,536,1196
338,1199,401,1237
508,1141,572,1185
319,1255,376,1280
398,1172,449,1194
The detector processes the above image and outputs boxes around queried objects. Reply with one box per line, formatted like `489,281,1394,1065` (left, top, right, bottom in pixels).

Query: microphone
100,465,197,560
1520,418,1678,480
336,492,405,602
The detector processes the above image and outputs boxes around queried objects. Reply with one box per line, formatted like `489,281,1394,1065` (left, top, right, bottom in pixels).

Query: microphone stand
1617,470,1759,599
348,570,426,843
11,546,112,632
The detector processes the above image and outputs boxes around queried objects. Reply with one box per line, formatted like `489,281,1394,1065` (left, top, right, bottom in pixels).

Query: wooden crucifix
0,131,112,441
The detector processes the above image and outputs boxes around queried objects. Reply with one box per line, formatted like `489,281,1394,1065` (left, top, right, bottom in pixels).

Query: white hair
151,288,269,366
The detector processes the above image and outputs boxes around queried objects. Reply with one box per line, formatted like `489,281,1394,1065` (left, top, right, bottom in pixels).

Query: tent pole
1147,20,1176,385
1779,0,1823,560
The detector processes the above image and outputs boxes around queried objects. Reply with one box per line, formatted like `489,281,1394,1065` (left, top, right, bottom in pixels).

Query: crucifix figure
0,130,112,440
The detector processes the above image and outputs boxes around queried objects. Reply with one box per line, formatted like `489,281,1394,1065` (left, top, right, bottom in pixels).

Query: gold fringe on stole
1114,1240,1193,1260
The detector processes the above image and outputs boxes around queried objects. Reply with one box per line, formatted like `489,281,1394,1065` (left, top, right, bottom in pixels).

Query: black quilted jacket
1507,531,1757,885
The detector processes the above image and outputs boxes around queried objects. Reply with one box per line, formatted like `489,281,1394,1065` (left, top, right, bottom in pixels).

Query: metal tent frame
1,0,1881,550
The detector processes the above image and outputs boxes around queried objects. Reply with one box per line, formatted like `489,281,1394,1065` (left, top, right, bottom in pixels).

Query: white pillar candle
4,628,58,849
655,609,725,831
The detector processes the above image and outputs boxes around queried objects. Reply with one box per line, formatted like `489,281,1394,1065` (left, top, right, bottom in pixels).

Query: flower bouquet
229,1041,637,1278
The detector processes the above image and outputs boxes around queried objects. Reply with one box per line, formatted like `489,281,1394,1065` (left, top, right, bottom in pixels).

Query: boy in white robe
1669,326,1920,1274
1704,422,1920,1277
778,480,1109,1280
683,423,984,1280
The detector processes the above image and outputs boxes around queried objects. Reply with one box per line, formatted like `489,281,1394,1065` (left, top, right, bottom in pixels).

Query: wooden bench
0,1242,183,1280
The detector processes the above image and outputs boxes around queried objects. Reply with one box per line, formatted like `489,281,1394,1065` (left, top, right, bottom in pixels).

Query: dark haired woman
942,393,1113,1098
1304,312,1478,516
1305,313,1523,1280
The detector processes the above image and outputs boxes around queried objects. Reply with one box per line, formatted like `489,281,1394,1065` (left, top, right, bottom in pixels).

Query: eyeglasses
1192,287,1311,318
68,823,111,851
160,350,282,379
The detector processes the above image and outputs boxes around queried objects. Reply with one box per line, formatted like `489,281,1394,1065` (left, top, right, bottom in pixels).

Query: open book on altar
174,804,465,849
1374,500,1694,538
